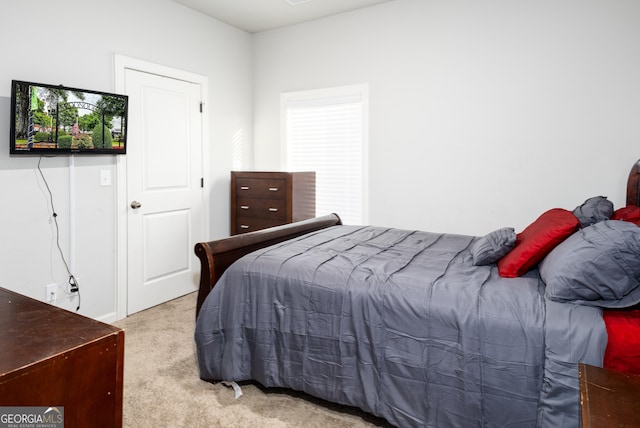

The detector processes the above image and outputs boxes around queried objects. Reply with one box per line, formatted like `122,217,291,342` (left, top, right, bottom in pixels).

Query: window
281,84,368,225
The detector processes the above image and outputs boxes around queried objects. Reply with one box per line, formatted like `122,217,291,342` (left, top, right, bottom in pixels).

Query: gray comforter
195,225,607,427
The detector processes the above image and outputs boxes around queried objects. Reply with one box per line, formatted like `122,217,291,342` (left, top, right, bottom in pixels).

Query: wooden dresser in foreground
579,363,640,427
0,287,124,428
231,171,316,235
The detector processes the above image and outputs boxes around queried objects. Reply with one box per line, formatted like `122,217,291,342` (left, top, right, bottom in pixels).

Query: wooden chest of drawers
0,287,124,427
231,171,315,235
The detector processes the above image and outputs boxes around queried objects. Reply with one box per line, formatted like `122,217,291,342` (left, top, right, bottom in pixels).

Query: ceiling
173,0,395,33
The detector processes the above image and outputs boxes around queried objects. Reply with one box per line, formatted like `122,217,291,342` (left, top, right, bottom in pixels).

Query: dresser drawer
234,216,286,234
235,178,286,199
236,197,287,220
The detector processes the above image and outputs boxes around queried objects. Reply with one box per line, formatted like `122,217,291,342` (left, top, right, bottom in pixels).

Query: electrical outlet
45,283,57,302
68,278,79,293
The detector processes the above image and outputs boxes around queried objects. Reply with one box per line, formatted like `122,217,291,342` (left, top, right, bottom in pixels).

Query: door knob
130,201,142,209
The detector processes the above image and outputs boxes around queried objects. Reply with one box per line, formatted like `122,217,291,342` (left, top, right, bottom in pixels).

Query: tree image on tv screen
13,82,127,152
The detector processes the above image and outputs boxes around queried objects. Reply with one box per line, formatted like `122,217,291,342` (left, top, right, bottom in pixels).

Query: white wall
0,0,252,319
3,0,640,319
253,0,640,235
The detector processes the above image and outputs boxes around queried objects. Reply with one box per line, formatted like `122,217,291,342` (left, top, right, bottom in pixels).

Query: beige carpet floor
113,292,391,427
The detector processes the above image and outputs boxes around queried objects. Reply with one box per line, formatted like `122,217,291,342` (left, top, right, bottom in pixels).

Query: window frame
280,84,369,225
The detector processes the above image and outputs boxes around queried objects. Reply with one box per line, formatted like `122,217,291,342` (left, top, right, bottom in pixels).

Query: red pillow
603,309,640,375
611,205,640,226
498,208,579,278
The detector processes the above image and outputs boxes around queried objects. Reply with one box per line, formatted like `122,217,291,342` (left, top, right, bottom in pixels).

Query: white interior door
124,69,203,315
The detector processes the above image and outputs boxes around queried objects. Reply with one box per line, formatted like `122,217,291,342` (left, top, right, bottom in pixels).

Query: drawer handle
240,205,250,210
268,208,279,212
268,187,279,192
240,225,250,229
240,186,250,190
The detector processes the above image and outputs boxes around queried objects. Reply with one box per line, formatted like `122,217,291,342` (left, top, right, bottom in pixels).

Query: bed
194,161,640,427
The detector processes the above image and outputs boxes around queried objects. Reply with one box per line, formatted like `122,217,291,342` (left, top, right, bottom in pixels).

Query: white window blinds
282,85,368,225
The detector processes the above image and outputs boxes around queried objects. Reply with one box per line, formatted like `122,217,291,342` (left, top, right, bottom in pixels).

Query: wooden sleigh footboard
194,213,342,318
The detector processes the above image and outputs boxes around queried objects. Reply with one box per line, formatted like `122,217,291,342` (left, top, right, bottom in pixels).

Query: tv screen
10,80,128,155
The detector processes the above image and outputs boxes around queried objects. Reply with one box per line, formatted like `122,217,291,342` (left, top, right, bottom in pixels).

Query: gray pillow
573,196,613,227
471,227,516,266
540,220,640,308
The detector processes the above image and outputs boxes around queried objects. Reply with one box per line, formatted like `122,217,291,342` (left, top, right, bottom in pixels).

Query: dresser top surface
580,364,640,427
0,287,122,375
231,171,314,177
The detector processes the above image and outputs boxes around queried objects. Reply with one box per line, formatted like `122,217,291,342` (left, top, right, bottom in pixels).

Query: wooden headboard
627,159,640,207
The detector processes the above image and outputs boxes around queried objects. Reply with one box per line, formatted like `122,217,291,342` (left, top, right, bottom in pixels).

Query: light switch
100,170,111,187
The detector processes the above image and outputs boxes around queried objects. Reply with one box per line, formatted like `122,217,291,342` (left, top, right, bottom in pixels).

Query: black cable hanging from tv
37,155,82,311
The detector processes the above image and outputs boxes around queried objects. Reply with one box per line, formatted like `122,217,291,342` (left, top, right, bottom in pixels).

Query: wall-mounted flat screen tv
10,80,128,155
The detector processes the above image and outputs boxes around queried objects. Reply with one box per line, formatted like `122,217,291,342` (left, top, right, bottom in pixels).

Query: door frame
114,54,210,320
